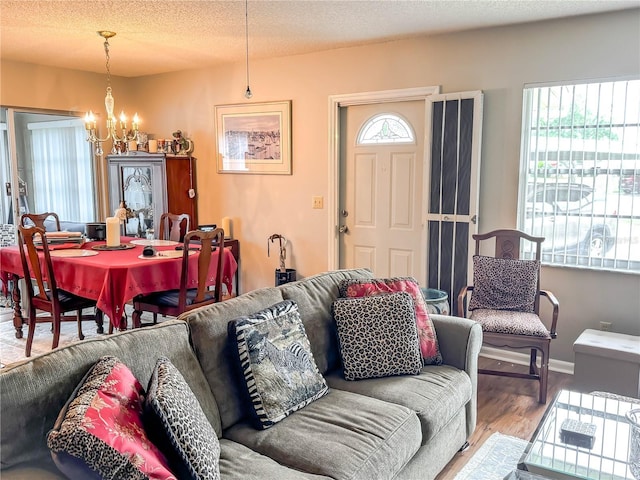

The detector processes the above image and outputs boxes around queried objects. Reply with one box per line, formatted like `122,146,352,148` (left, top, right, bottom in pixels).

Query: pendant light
244,0,253,99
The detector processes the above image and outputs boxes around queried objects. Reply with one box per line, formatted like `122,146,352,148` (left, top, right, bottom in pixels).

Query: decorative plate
91,243,136,251
130,239,180,247
50,250,99,258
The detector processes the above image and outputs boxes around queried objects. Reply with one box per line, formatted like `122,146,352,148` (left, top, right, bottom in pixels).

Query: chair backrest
472,228,545,312
178,228,225,310
17,225,60,309
20,212,61,232
159,213,191,242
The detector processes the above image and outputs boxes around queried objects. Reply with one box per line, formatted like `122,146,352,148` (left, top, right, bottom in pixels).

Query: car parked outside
620,173,640,194
524,183,617,257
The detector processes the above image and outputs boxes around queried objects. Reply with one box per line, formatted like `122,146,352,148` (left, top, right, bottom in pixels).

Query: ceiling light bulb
245,86,253,99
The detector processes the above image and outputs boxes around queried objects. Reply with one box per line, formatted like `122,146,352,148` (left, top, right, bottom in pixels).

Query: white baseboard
481,346,574,375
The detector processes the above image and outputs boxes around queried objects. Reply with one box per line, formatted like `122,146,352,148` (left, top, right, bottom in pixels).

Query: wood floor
435,356,575,479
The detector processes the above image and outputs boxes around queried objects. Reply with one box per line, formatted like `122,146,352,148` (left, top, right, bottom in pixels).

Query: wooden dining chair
159,212,191,242
131,228,226,328
457,229,559,403
20,212,61,231
17,225,100,357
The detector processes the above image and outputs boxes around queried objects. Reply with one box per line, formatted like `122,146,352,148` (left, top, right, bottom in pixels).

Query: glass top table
519,390,638,480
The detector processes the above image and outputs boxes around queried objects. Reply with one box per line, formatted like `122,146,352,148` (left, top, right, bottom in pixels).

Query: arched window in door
357,113,415,145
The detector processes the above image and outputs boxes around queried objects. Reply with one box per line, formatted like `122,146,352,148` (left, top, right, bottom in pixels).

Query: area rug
455,432,529,480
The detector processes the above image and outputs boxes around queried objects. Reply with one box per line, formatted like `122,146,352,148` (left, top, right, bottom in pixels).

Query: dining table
0,237,238,337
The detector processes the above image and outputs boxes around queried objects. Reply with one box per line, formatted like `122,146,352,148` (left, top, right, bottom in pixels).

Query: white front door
338,101,426,280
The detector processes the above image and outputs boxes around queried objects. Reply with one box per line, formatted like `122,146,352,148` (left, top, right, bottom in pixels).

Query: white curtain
28,119,94,222
0,123,9,224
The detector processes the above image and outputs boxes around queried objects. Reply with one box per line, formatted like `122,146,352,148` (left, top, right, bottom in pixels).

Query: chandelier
85,31,139,156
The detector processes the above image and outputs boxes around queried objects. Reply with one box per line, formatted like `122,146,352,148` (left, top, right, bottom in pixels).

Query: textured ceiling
1,0,638,77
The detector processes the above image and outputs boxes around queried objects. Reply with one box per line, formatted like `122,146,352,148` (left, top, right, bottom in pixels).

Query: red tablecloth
0,238,237,327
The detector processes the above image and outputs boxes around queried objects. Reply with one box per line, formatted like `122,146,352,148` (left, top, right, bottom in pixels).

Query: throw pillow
47,356,176,480
228,300,329,429
338,277,442,365
332,291,423,381
468,255,540,312
144,357,221,480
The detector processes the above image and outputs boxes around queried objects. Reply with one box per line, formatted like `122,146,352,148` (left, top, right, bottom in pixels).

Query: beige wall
2,9,639,363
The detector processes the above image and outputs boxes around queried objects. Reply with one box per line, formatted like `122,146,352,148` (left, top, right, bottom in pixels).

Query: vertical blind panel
456,98,474,216
429,101,444,215
438,221,454,300
442,100,460,215
452,222,469,316
428,220,441,288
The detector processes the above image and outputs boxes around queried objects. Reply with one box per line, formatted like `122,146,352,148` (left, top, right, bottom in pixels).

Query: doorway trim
327,86,440,270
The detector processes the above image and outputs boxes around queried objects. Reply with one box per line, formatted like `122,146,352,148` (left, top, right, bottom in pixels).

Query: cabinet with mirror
107,152,197,237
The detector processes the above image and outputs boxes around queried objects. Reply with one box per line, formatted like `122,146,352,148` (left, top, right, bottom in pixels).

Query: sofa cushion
224,389,421,480
218,439,332,480
468,255,539,312
0,321,220,471
47,356,176,480
181,287,285,430
325,364,473,444
332,292,423,380
278,268,375,375
339,276,442,365
145,357,220,480
229,300,329,429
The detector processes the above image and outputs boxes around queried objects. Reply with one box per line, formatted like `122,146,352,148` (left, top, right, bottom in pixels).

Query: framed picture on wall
215,100,292,174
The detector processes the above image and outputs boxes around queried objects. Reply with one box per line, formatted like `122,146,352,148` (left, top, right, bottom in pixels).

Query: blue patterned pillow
229,300,329,429
144,357,220,480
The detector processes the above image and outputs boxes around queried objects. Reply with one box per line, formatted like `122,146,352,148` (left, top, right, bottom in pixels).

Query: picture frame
215,100,292,174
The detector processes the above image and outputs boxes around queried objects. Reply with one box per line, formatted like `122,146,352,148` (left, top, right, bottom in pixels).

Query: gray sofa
0,268,482,480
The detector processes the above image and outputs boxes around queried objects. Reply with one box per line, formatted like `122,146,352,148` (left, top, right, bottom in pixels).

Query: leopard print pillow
145,357,220,480
468,255,540,312
332,291,423,380
338,277,442,365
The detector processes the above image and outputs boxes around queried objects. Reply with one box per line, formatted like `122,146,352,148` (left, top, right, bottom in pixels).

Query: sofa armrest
430,314,483,439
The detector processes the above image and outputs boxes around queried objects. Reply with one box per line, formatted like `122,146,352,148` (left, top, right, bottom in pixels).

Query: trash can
275,268,296,286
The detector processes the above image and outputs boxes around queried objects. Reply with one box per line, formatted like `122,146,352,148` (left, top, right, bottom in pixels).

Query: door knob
339,225,349,234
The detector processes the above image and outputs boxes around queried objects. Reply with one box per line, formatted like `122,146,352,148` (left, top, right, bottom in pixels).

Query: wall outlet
599,321,612,331
312,196,324,209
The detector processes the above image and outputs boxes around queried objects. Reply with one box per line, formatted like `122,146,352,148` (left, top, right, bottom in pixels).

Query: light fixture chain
244,0,253,98
103,38,111,89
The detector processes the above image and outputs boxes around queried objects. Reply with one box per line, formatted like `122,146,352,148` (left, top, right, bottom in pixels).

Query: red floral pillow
339,277,442,365
47,356,176,480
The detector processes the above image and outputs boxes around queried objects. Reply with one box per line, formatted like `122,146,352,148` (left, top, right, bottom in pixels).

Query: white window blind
518,79,640,273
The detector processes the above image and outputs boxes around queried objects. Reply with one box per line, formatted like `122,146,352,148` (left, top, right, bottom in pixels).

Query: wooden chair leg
51,313,61,350
530,349,537,375
538,348,548,404
131,310,142,329
25,310,37,357
95,308,104,334
76,309,84,341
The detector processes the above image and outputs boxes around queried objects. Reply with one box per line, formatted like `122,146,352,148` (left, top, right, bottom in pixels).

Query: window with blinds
517,79,640,273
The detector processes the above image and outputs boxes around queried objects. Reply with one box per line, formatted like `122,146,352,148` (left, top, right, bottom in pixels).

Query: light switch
312,196,324,209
